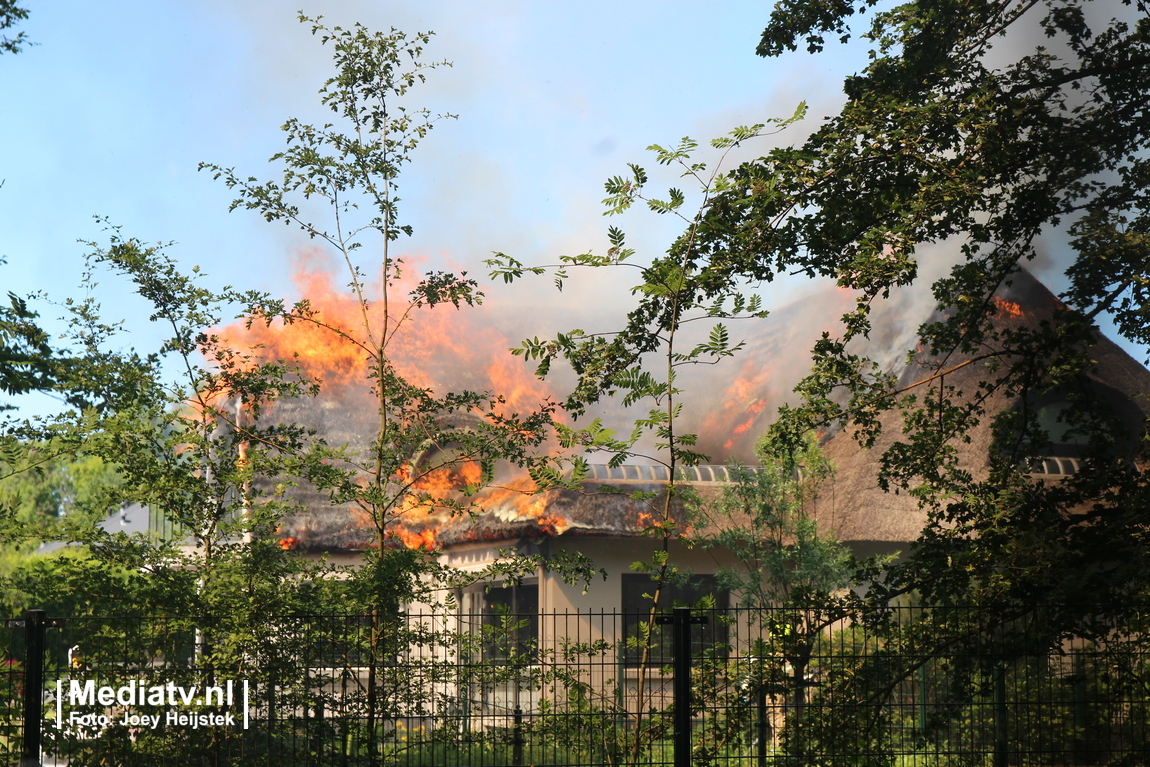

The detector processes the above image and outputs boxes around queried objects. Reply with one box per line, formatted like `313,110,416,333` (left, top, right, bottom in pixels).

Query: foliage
731,0,1149,615
692,432,875,756
699,432,850,609
201,15,564,583
589,0,1150,755
0,0,29,55
0,449,122,614
0,259,124,413
539,0,1150,633
0,284,56,405
484,0,1150,759
488,117,809,765
0,14,601,766
193,16,605,762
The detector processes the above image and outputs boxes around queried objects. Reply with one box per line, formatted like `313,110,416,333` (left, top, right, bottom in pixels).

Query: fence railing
3,605,1148,766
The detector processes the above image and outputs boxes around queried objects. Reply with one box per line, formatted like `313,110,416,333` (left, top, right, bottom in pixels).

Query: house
132,268,1150,742
810,268,1150,563
148,268,1150,641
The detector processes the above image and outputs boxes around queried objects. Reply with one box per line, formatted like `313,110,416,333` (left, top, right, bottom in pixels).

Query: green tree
599,1,1150,758
489,117,810,766
0,0,29,55
0,283,56,404
589,0,1150,621
0,450,120,614
694,432,861,755
488,2,1148,759
699,433,848,611
767,0,1147,613
0,14,596,767
200,16,597,762
202,15,562,574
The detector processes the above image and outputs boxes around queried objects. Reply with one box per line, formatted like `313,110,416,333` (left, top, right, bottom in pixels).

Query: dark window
482,582,538,662
621,574,728,665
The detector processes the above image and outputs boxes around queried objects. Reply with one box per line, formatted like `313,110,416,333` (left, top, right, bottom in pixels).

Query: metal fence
3,605,1148,766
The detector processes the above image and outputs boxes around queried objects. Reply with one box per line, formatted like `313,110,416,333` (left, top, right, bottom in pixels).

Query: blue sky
1,1,861,414
2,1,1141,418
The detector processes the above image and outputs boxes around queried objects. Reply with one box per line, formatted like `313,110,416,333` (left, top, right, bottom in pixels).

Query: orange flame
216,251,569,550
389,527,439,551
217,250,555,415
993,297,1024,318
702,363,776,454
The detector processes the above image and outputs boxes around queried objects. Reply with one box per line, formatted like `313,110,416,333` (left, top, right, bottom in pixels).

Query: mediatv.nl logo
56,679,251,731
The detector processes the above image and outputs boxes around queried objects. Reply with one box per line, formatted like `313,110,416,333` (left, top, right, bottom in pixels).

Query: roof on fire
273,269,1150,553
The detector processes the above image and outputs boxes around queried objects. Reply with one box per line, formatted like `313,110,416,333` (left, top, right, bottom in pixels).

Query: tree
596,1,1149,756
488,2,1148,758
200,12,585,602
699,432,849,612
199,16,601,762
489,117,813,766
694,432,870,755
760,0,1149,611
0,0,29,55
0,450,121,615
1,16,598,765
0,260,85,410
577,0,1150,617
202,15,561,560
0,283,57,404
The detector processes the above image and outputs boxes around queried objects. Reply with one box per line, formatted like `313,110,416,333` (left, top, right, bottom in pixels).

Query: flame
700,363,776,455
478,476,570,534
225,258,863,551
724,397,768,450
993,297,1023,318
217,250,554,415
389,527,439,551
693,285,854,461
213,250,573,551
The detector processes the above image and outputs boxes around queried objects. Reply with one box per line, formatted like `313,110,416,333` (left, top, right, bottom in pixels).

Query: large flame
694,286,853,460
386,472,572,551
993,297,1024,319
225,258,857,551
217,251,566,550
219,250,554,414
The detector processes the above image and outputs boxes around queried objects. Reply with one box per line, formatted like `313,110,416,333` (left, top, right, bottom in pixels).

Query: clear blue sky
2,1,1140,417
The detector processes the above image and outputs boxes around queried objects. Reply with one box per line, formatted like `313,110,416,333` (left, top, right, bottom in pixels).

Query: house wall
543,536,741,613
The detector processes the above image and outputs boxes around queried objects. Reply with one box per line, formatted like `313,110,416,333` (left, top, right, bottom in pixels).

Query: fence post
512,706,524,767
993,662,1008,767
756,674,768,767
656,607,708,767
20,609,47,767
918,663,928,738
1072,651,1087,763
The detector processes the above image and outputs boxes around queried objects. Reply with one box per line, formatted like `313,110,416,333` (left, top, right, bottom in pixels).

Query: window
621,574,729,665
481,582,538,662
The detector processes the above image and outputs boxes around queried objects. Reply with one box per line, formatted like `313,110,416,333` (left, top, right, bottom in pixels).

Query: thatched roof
278,471,709,552
270,269,1150,553
809,269,1150,545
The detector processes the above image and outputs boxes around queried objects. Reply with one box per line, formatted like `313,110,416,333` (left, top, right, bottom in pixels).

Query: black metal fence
3,605,1148,766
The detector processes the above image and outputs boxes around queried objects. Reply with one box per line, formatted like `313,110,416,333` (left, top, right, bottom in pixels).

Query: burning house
123,263,1150,743
199,264,1149,621
240,268,854,616
810,268,1150,563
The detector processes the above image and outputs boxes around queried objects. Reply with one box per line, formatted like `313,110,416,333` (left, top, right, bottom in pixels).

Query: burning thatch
809,268,1150,546
224,260,1147,555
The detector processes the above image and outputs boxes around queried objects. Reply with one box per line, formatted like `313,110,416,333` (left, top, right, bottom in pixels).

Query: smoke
196,1,956,465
